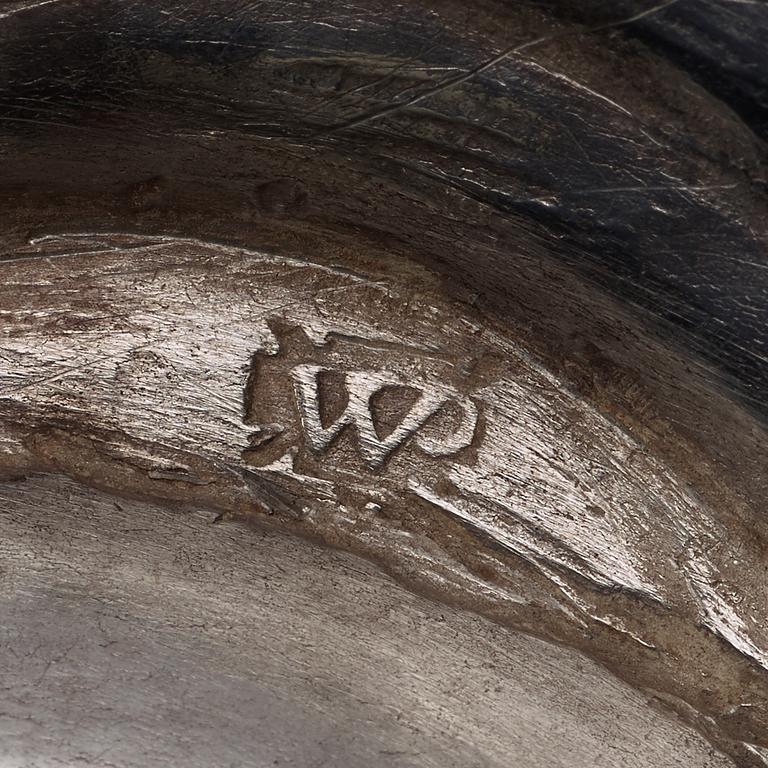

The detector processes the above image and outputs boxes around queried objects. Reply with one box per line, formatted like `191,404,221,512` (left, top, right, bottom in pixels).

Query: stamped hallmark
290,364,478,470
242,322,481,477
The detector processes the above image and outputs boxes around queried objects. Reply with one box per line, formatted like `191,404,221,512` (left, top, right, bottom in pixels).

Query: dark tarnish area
548,0,768,141
0,0,767,412
1,1,768,766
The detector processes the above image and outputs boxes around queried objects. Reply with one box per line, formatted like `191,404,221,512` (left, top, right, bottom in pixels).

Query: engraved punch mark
290,364,478,470
242,321,483,477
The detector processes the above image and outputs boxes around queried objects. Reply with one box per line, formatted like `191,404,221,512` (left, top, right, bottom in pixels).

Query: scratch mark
315,0,685,136
524,61,634,117
0,0,65,21
530,182,738,201
3,341,155,394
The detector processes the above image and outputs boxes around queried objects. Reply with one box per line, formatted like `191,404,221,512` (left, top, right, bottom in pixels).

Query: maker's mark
242,322,481,475
291,364,478,470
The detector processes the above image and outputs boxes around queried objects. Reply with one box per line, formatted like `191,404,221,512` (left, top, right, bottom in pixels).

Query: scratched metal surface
0,474,742,768
0,0,767,413
0,1,767,766
0,232,766,765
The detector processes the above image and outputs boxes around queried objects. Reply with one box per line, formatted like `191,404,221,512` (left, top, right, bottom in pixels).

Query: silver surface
0,474,736,768
0,233,766,763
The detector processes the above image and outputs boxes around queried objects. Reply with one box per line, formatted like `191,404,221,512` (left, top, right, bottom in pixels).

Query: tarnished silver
2,231,767,766
1,1,768,766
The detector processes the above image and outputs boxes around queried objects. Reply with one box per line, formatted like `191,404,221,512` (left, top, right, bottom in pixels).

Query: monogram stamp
291,364,478,470
242,321,482,480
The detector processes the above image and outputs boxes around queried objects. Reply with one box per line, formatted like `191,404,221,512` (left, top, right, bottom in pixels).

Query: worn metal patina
1,1,767,766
